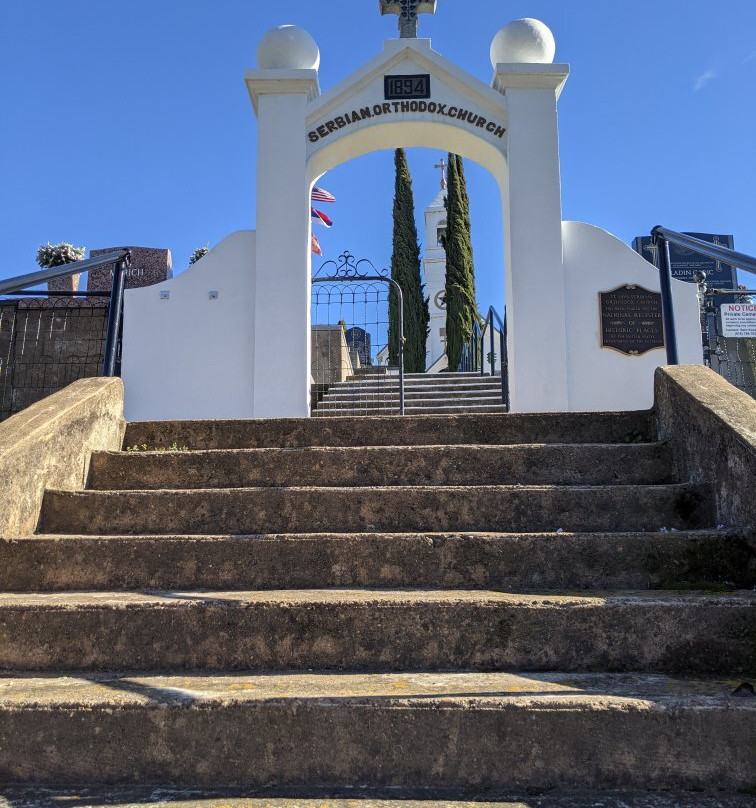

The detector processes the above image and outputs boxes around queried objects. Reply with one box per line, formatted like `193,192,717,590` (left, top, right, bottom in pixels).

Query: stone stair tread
19,527,736,539
102,441,666,454
0,790,753,808
88,442,672,489
313,406,508,414
5,585,750,672
4,529,751,593
319,394,504,400
2,670,752,790
326,382,504,389
47,482,705,493
1,670,753,708
316,400,505,406
2,587,753,608
123,411,656,448
40,483,715,535
347,372,495,379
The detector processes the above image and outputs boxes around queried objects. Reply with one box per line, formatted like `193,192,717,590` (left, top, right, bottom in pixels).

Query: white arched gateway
246,29,569,417
121,10,702,421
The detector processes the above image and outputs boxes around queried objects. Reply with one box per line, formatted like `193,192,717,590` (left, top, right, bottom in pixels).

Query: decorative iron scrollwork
313,251,389,281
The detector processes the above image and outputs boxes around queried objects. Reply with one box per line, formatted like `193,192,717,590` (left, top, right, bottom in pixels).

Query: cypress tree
443,152,477,370
388,148,429,371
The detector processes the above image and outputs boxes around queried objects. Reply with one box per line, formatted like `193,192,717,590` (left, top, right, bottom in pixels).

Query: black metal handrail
0,250,131,376
651,228,756,277
651,226,756,366
458,305,508,408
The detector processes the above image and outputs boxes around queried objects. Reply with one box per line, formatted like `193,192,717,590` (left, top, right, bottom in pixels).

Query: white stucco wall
121,230,256,421
562,222,703,411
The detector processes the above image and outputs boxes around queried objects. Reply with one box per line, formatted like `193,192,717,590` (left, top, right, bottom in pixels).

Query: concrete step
40,483,713,535
124,411,656,449
0,589,752,672
346,372,495,380
316,396,505,408
3,530,752,593
88,443,673,489
3,790,754,808
318,389,504,402
329,378,504,389
324,384,505,395
313,404,509,416
1,671,754,789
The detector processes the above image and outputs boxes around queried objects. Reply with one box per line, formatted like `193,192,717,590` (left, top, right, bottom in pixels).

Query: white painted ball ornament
489,18,556,66
257,24,320,70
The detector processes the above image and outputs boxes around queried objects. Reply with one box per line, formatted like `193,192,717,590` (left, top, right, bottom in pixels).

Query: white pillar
494,64,570,412
246,70,319,417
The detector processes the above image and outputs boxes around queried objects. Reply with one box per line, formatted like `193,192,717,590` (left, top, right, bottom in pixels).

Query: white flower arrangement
188,246,209,266
36,242,85,268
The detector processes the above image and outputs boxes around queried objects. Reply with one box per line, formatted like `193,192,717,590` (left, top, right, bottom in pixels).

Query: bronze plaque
599,284,665,356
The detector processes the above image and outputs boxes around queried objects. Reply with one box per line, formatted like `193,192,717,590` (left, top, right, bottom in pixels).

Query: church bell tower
423,157,449,371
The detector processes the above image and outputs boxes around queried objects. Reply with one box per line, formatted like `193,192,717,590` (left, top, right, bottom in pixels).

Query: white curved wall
563,221,703,411
122,230,256,421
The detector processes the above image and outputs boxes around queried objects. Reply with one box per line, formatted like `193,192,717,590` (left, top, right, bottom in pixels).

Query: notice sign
599,284,665,356
720,302,756,338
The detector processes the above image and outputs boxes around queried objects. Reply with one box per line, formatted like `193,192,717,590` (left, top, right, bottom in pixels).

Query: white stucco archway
247,37,570,416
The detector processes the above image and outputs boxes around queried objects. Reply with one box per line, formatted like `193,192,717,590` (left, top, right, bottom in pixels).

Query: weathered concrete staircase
313,371,507,415
0,410,754,797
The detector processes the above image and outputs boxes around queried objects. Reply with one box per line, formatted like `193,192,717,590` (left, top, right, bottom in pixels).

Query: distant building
345,326,372,366
422,168,449,371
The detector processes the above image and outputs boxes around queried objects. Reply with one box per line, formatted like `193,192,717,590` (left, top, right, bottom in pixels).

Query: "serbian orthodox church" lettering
308,100,506,143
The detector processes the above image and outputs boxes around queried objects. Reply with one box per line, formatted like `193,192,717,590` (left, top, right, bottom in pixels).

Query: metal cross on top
379,0,437,39
434,156,447,190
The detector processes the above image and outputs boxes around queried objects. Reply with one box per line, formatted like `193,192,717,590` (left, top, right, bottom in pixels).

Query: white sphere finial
490,18,556,66
257,24,320,70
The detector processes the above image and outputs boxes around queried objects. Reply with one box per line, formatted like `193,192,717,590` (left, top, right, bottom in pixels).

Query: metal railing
0,250,131,377
0,251,131,420
651,226,756,365
458,305,508,408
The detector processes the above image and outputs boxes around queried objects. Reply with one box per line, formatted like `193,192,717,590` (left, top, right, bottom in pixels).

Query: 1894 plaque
599,284,665,356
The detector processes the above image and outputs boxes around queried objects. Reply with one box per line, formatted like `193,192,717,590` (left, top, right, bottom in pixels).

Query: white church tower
423,157,449,372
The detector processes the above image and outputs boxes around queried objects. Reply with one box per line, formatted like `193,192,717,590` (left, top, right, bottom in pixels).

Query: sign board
87,246,172,292
384,74,431,100
632,233,737,289
720,302,756,338
599,284,665,356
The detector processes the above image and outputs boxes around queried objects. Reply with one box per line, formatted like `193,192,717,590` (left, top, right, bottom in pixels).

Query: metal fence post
652,228,679,365
102,257,128,377
396,286,405,415
500,316,507,407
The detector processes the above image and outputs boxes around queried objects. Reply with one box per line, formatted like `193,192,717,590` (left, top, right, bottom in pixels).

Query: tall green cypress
443,152,477,370
388,148,429,372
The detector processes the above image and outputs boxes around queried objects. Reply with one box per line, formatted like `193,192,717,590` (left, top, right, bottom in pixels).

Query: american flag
311,207,333,228
311,186,336,203
311,234,323,256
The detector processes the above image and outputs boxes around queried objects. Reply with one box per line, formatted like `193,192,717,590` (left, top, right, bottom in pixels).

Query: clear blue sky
2,0,755,310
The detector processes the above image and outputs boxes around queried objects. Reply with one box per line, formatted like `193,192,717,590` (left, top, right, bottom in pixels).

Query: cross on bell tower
379,1,438,38
434,156,447,190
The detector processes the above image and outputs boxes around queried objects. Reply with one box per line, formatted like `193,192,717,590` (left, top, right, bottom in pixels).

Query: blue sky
1,0,755,310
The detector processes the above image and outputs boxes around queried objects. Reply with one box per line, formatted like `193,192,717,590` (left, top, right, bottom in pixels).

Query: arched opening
306,125,507,395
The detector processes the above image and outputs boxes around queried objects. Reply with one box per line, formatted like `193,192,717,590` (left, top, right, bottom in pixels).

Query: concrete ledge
0,378,125,536
655,366,756,529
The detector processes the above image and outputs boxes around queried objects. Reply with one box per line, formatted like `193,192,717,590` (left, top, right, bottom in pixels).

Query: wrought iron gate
310,251,405,415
